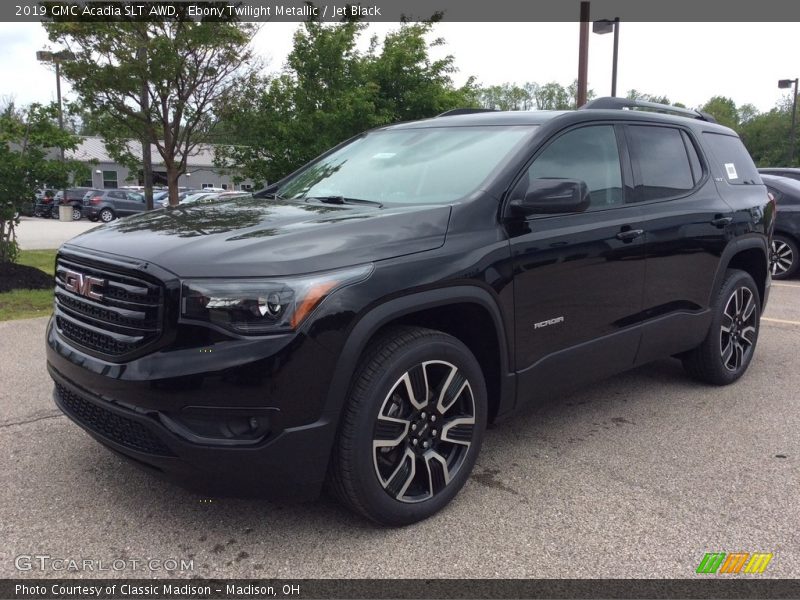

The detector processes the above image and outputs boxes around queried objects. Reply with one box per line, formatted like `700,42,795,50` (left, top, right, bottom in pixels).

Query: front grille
54,256,163,358
56,383,175,456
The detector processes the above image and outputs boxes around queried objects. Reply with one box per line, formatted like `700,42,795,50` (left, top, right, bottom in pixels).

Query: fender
322,286,515,426
709,235,770,306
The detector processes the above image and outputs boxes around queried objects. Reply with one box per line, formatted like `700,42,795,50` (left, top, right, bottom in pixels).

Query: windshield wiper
304,195,383,208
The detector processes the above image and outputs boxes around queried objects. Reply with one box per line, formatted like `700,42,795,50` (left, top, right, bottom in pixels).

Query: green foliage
700,96,740,129
476,80,593,111
215,21,477,186
44,18,257,205
0,103,83,263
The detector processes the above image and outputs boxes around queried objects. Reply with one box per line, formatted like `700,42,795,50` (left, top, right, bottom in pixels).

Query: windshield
278,125,536,204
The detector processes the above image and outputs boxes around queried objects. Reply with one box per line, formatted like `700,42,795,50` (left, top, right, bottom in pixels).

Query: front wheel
329,326,487,526
71,206,82,221
682,269,760,385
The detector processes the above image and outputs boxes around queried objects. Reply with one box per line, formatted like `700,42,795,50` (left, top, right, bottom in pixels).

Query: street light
37,49,76,210
778,78,798,166
593,17,620,97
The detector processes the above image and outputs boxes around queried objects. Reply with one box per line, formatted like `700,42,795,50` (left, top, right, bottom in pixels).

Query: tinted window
109,191,126,200
681,131,704,184
627,126,694,201
527,125,623,210
702,133,761,185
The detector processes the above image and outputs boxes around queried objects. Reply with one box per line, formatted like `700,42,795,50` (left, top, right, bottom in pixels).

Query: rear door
626,123,734,363
106,190,128,214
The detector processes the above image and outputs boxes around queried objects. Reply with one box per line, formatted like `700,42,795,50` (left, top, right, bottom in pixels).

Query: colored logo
696,552,773,574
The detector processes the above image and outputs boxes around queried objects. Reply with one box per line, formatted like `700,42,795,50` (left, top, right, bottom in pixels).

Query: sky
2,21,799,113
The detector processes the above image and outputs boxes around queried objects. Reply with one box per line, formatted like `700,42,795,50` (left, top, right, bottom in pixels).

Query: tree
0,103,84,263
476,80,593,111
215,20,476,186
700,96,739,130
44,18,257,206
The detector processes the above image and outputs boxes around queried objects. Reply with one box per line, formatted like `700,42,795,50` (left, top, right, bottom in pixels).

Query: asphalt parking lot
0,283,798,580
15,216,99,250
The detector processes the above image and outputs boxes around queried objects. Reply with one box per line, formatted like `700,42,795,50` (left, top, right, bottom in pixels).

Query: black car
758,167,800,182
47,98,773,525
761,174,800,278
82,189,147,222
53,187,97,221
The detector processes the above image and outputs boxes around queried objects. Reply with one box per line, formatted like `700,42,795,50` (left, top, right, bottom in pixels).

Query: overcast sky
2,21,799,113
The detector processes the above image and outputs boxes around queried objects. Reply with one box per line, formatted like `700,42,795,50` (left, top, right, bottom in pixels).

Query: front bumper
46,317,340,500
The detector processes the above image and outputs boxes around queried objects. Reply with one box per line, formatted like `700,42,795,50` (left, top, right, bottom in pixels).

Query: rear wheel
770,234,798,280
329,326,487,526
99,208,115,223
682,269,760,385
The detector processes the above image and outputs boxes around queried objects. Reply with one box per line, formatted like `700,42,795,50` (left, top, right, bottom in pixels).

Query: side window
627,125,695,202
701,132,761,185
525,125,623,210
109,191,125,200
681,131,704,184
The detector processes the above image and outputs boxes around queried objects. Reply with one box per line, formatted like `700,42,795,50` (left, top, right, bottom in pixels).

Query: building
66,137,255,191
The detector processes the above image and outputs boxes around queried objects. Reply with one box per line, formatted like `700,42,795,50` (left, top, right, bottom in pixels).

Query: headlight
180,264,373,334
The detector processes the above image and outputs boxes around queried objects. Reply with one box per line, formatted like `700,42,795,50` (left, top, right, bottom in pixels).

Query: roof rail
436,108,498,117
580,97,717,123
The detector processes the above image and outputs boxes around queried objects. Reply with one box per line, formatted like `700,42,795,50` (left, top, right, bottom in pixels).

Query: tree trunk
167,167,180,207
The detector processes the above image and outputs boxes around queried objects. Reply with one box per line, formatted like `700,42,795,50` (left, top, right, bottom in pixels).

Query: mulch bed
0,262,54,292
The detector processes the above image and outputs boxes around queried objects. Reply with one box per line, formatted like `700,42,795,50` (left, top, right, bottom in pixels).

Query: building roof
66,136,218,168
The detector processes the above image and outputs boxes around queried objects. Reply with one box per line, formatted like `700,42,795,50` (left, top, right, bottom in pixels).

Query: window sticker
725,163,738,180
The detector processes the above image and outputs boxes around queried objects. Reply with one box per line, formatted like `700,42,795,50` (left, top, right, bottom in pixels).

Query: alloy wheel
719,286,757,372
72,207,81,221
100,210,114,223
372,360,475,503
770,240,794,277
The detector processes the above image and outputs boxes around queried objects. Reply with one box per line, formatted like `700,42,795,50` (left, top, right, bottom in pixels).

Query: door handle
616,228,644,242
711,216,733,227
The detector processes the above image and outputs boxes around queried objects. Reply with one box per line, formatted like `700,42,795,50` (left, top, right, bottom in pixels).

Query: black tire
770,234,799,280
682,269,760,385
329,326,487,526
71,206,82,221
99,208,115,223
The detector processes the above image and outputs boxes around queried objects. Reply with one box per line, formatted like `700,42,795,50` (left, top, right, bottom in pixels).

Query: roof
383,106,736,134
66,136,218,168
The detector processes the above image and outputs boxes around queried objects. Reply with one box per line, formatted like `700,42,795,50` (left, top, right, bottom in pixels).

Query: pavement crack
0,413,64,429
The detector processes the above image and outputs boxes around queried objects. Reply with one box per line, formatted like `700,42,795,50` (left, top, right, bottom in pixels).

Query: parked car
48,98,774,525
33,189,56,218
758,167,800,182
52,187,97,221
761,174,800,278
160,191,220,208
82,189,146,222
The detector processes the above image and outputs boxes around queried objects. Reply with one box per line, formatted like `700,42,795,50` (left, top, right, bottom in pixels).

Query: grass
0,249,56,321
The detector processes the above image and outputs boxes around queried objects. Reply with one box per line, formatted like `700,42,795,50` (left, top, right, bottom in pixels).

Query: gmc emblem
64,270,105,301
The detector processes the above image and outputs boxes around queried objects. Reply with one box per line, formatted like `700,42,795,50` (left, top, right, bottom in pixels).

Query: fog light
160,407,278,446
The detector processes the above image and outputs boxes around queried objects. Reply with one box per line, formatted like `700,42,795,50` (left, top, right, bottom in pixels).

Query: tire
682,269,760,385
329,326,487,526
770,234,798,280
99,208,115,223
71,206,82,221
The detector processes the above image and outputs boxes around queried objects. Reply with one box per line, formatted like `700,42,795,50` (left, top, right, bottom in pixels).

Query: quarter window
526,125,623,210
627,126,694,202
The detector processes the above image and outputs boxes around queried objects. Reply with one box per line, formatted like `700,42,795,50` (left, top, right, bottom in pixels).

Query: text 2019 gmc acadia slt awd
47,98,774,525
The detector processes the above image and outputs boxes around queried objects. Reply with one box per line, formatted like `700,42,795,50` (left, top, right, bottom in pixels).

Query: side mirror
508,178,591,216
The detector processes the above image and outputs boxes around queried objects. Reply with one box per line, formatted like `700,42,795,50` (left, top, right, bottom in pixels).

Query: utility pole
577,2,590,107
138,44,154,211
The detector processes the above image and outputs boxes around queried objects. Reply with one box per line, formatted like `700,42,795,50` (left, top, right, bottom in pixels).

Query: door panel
506,124,646,404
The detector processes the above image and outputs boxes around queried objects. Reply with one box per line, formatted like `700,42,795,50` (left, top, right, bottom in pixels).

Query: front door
507,124,646,403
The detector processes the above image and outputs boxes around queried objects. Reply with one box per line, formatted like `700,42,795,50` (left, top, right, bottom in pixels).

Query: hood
63,196,451,277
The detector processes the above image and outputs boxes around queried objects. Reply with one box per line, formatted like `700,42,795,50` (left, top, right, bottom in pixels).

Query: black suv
47,98,774,525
